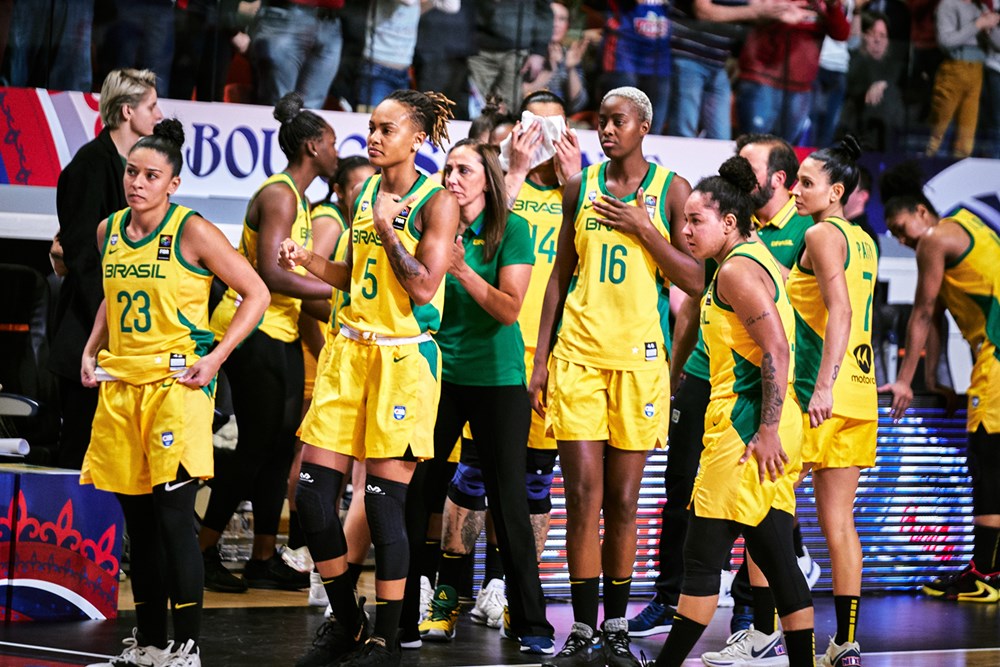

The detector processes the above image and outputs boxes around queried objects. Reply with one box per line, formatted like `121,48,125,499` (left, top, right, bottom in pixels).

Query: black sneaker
295,597,370,667
602,618,640,667
244,551,310,590
203,547,248,593
542,622,603,667
341,634,401,667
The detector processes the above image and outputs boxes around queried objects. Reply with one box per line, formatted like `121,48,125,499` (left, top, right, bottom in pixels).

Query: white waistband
339,325,432,346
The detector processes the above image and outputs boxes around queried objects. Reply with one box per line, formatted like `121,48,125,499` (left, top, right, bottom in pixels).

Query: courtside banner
0,87,733,201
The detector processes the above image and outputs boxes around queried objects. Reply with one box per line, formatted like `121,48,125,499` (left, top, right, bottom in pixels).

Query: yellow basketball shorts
690,391,803,527
547,357,668,450
299,333,441,460
525,348,555,451
968,344,1000,434
81,379,215,495
802,413,878,470
302,339,319,402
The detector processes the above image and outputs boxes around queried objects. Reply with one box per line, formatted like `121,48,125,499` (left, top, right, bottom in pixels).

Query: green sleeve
499,213,537,267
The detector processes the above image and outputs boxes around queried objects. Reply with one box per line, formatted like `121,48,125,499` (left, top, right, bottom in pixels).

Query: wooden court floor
2,581,998,666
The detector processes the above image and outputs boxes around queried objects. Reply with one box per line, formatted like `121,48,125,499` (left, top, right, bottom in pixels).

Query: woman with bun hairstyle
81,119,269,667
786,136,877,667
279,89,460,667
654,156,813,667
197,92,339,593
530,86,699,667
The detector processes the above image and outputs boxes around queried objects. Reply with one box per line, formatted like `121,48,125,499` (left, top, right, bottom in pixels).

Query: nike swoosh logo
393,356,409,363
108,248,118,254
175,602,198,609
164,478,195,492
960,579,999,600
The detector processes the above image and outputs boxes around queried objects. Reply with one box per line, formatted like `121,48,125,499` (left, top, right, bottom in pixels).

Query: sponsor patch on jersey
157,247,171,261
644,194,657,218
392,405,406,421
159,234,172,247
169,353,186,371
110,234,119,246
392,206,411,230
587,190,597,203
161,431,174,448
645,342,658,361
361,200,370,212
643,403,655,418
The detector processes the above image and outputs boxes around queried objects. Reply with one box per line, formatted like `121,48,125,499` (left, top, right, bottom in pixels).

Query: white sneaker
324,603,333,619
718,569,735,607
281,545,314,573
308,570,329,607
818,636,862,667
797,546,821,590
419,575,434,623
701,627,789,666
162,639,200,667
87,629,172,667
470,578,507,628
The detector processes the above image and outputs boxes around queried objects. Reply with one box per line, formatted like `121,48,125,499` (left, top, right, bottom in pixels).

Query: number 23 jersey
553,161,675,370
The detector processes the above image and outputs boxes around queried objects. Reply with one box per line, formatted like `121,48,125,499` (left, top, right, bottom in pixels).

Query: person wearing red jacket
736,0,851,143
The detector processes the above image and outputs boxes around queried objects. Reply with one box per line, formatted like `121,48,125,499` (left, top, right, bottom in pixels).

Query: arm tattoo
381,230,425,282
760,351,783,426
744,310,771,327
832,364,840,381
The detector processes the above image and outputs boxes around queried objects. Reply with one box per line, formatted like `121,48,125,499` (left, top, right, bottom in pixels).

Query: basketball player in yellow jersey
655,156,815,667
279,90,460,667
529,87,701,667
81,120,268,667
880,162,1000,604
783,136,876,667
197,93,339,595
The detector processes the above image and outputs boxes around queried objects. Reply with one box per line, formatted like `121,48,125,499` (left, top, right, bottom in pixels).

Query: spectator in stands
170,0,258,102
51,69,162,469
521,2,591,114
925,0,999,157
355,0,423,110
104,0,175,96
4,0,93,92
907,0,943,126
414,1,474,119
810,0,858,147
736,0,851,143
980,19,1000,157
469,0,553,113
668,0,800,141
249,0,343,108
590,0,672,134
840,11,904,150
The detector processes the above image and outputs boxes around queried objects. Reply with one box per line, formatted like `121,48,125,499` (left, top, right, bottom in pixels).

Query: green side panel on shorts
730,348,761,396
730,392,762,446
792,310,823,409
177,308,217,399
418,339,439,381
411,300,441,335
656,271,672,361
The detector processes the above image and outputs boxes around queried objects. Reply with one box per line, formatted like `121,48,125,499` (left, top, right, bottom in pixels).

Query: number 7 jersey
553,161,676,370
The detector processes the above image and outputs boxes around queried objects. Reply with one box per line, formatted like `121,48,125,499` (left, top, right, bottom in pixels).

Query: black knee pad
295,463,346,562
364,475,409,580
681,516,740,597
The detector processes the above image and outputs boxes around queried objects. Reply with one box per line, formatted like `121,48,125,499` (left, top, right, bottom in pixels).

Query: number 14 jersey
553,161,676,370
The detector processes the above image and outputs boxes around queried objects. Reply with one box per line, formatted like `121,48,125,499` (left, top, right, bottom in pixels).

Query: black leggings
117,467,202,647
201,330,304,537
682,509,812,618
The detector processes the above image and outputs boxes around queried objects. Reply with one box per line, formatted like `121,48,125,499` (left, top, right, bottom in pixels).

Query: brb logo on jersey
392,405,406,421
161,431,175,448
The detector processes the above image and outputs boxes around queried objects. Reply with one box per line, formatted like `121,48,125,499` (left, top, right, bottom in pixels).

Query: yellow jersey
339,174,445,337
99,203,214,386
513,178,563,353
553,161,676,370
310,201,351,338
212,172,312,343
786,217,878,420
940,208,1000,353
312,202,349,238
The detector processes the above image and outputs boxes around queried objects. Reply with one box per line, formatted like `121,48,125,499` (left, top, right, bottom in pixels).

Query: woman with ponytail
655,156,814,667
81,120,269,667
198,92,340,593
278,89,460,667
783,135,878,666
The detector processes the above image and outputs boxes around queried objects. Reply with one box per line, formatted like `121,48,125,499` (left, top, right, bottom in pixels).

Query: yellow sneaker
418,584,460,642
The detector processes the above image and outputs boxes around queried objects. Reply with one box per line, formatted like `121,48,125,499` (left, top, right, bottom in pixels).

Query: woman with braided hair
279,89,460,667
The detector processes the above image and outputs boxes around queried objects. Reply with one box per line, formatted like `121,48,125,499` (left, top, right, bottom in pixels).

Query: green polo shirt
682,259,717,381
438,211,536,386
754,195,812,269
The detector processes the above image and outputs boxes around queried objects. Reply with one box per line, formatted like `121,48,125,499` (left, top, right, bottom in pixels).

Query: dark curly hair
130,118,185,176
274,92,329,161
693,155,757,236
385,89,455,149
808,135,863,204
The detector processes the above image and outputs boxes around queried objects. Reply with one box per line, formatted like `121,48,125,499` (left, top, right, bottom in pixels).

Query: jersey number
117,290,151,333
361,258,378,299
599,243,628,284
862,271,874,332
530,225,557,263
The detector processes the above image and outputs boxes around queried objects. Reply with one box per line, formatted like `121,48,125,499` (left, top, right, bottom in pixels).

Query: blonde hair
100,69,158,129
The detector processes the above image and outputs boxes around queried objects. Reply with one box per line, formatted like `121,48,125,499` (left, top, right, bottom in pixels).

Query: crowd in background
4,0,1000,158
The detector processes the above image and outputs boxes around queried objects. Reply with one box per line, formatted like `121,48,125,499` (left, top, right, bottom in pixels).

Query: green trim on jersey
174,210,212,277
121,203,175,249
945,220,975,269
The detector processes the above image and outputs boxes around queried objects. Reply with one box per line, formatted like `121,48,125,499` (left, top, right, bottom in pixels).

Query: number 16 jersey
553,161,675,370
